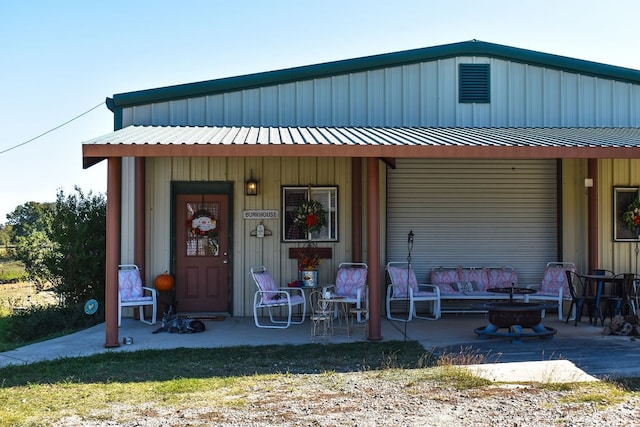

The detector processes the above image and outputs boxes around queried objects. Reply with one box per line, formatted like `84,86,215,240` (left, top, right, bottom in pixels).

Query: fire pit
473,287,557,343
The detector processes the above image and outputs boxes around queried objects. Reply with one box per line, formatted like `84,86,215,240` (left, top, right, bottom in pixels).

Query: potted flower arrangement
299,253,322,287
623,198,640,237
299,253,322,271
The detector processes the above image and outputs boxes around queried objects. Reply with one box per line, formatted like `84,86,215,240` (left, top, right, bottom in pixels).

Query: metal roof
82,125,640,168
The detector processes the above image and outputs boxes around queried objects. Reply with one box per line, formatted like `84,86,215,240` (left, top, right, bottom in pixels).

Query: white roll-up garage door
386,159,558,284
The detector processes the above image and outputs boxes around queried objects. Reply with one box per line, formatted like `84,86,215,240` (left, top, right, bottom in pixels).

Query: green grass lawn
0,342,638,426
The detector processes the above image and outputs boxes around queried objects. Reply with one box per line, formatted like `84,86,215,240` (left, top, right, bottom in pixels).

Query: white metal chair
118,264,157,327
323,262,368,323
250,266,306,329
386,262,441,322
527,262,575,320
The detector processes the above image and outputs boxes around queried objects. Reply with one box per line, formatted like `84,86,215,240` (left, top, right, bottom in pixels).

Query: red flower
634,215,640,225
306,214,318,228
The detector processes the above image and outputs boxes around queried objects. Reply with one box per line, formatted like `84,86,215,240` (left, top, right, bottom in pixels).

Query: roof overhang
82,125,640,168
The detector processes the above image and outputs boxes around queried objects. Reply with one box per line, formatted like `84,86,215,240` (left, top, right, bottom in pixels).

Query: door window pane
185,201,220,256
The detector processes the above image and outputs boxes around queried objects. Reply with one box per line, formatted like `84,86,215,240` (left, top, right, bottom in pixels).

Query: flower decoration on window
622,198,640,235
294,199,327,235
299,253,322,271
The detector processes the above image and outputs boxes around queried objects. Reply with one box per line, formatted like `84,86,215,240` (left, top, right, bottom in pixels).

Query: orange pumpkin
154,271,175,292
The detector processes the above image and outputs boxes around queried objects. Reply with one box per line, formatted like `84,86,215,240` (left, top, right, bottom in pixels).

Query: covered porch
82,125,640,347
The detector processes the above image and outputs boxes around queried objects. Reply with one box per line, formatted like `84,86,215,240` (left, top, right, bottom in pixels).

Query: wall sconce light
245,170,259,196
584,178,594,188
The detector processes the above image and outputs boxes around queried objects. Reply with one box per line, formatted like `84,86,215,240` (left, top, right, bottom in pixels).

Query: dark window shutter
459,64,490,103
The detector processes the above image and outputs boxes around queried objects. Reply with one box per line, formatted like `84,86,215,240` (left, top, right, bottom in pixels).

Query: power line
0,101,105,156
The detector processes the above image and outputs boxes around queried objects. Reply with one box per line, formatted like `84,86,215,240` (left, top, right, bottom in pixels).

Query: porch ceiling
82,125,640,168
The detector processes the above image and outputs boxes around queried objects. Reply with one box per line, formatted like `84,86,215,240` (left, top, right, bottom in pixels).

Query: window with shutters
459,64,490,103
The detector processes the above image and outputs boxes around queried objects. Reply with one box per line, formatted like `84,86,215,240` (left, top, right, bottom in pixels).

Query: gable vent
459,64,490,103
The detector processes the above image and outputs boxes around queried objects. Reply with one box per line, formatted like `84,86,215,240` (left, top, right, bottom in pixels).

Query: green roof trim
108,40,640,110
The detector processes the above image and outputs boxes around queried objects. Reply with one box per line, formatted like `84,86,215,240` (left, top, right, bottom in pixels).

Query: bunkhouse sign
242,210,279,220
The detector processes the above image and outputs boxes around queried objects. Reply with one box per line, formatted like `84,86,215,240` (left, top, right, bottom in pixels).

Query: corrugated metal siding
120,57,640,129
386,159,557,284
600,158,640,274
129,156,356,317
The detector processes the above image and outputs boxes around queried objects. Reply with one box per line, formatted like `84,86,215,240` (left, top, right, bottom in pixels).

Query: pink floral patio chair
324,262,368,323
385,262,441,322
118,264,157,327
528,262,575,320
250,266,306,329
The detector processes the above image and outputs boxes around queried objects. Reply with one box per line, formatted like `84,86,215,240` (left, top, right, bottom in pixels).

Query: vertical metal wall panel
223,92,242,126
205,95,224,126
314,77,332,125
402,64,421,126
349,73,367,125
386,159,557,285
597,79,614,126
240,88,259,124
526,65,544,126
260,86,278,126
119,157,136,265
507,62,526,126
561,159,587,271
169,100,188,125
543,69,562,127
440,59,457,126
385,66,403,125
145,157,172,282
367,69,386,126
331,75,350,126
278,82,297,126
421,61,439,126
188,98,206,126
296,80,314,125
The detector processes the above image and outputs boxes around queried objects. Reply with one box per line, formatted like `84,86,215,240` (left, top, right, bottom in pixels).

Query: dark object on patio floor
153,305,206,334
602,314,640,336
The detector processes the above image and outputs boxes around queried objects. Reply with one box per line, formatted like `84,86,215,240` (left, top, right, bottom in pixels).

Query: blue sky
1,0,639,223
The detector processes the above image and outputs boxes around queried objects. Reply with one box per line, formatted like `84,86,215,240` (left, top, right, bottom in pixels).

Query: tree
44,187,106,305
0,224,11,248
6,201,54,241
6,202,55,286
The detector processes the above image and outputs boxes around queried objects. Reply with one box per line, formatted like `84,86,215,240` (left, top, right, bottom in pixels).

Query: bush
45,188,106,305
5,303,104,344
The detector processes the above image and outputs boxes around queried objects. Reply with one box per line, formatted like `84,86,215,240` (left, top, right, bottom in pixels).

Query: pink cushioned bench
430,266,524,314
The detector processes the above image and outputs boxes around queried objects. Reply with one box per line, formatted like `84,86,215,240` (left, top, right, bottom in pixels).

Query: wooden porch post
587,158,598,272
366,157,382,340
105,157,121,348
352,158,363,262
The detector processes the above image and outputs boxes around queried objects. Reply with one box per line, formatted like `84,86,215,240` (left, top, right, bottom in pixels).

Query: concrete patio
2,313,639,382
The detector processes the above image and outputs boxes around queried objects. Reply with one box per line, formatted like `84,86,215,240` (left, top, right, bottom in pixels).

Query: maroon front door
175,194,230,313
